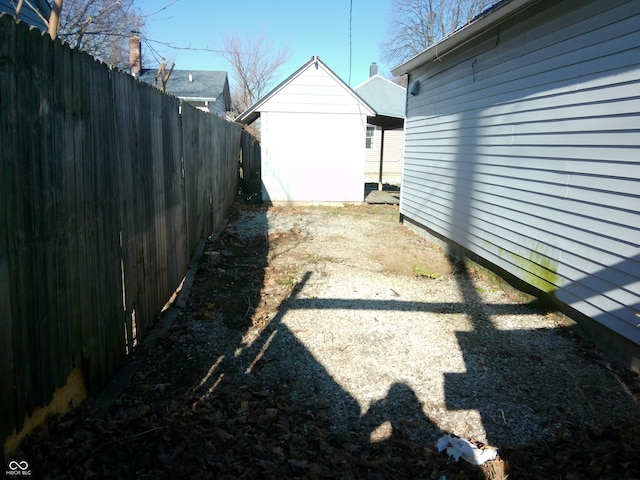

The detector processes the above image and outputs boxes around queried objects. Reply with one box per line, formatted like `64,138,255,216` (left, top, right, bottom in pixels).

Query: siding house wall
396,0,640,365
186,96,226,116
365,127,404,183
206,95,228,117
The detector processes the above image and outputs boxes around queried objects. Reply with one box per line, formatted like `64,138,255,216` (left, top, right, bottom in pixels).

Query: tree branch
48,0,64,39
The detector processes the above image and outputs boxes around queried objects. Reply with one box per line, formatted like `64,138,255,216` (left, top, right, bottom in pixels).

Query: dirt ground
18,202,640,479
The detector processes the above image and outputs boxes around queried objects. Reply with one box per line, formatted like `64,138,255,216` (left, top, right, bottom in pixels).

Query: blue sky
138,0,393,89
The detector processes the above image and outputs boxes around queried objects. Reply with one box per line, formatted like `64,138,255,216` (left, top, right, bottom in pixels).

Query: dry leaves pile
19,203,640,479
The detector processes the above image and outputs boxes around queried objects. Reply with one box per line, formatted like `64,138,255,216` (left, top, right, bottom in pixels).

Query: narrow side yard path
22,203,640,479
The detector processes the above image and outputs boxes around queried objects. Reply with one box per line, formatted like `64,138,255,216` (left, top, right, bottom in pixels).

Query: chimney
369,62,378,77
129,36,141,77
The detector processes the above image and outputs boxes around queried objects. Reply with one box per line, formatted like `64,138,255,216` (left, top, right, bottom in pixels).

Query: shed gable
260,61,373,115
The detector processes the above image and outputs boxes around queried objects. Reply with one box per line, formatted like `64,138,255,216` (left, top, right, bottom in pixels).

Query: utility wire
348,0,353,85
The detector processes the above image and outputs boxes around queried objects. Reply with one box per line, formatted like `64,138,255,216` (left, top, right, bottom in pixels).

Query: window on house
366,126,375,149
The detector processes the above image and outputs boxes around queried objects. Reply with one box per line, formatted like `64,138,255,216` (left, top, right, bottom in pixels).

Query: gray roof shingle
355,75,406,119
138,69,228,101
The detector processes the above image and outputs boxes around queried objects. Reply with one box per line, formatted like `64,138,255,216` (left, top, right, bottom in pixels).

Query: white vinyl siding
257,59,372,203
400,0,640,344
262,111,365,202
260,64,371,115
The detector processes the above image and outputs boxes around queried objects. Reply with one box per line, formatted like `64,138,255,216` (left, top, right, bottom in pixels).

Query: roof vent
188,74,193,83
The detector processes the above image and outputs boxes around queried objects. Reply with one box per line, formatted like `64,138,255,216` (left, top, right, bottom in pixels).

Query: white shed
236,56,375,204
393,0,640,370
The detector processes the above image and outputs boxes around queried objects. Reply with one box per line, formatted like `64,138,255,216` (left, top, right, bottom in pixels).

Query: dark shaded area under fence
239,131,261,202
0,14,257,450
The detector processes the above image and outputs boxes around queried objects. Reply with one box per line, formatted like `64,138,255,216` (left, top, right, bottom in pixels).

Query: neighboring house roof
138,69,231,110
0,0,51,30
392,0,534,76
236,55,376,125
354,74,406,129
354,75,406,118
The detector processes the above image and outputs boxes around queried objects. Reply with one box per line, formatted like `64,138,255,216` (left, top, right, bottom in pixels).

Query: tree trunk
48,0,64,40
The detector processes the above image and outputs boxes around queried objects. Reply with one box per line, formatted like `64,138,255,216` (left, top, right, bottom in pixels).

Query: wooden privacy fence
0,15,249,447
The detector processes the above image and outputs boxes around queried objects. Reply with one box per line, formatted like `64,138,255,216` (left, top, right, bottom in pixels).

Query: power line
140,36,164,65
142,37,228,54
348,0,353,85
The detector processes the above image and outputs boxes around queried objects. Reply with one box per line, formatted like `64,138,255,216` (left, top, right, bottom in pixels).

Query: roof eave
180,96,220,102
392,0,539,76
367,115,404,130
236,110,260,125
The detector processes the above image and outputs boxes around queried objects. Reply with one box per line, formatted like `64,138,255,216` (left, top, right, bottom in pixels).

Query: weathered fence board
0,13,249,449
0,13,18,445
112,67,136,354
39,25,60,403
13,17,42,428
182,107,241,256
51,32,73,391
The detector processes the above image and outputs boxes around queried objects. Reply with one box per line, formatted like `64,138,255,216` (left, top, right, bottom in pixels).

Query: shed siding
262,111,365,202
401,0,640,343
258,61,369,203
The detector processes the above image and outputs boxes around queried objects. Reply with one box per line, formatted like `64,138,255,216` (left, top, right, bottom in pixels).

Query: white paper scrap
436,434,497,465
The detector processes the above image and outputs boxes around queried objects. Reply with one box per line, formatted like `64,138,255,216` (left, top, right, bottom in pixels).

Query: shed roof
392,0,541,76
236,55,376,125
138,69,230,103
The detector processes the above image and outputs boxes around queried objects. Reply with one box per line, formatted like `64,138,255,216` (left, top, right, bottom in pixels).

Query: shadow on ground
18,203,640,480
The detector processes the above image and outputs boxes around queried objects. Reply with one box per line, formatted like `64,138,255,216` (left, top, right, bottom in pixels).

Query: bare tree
219,32,292,118
56,0,146,68
381,0,494,67
48,0,63,39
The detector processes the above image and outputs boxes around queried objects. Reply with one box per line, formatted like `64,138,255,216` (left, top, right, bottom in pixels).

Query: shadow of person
358,382,450,473
362,383,443,447
359,383,509,479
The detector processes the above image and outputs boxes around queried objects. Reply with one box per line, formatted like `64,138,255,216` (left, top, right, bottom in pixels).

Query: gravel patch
214,205,640,450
